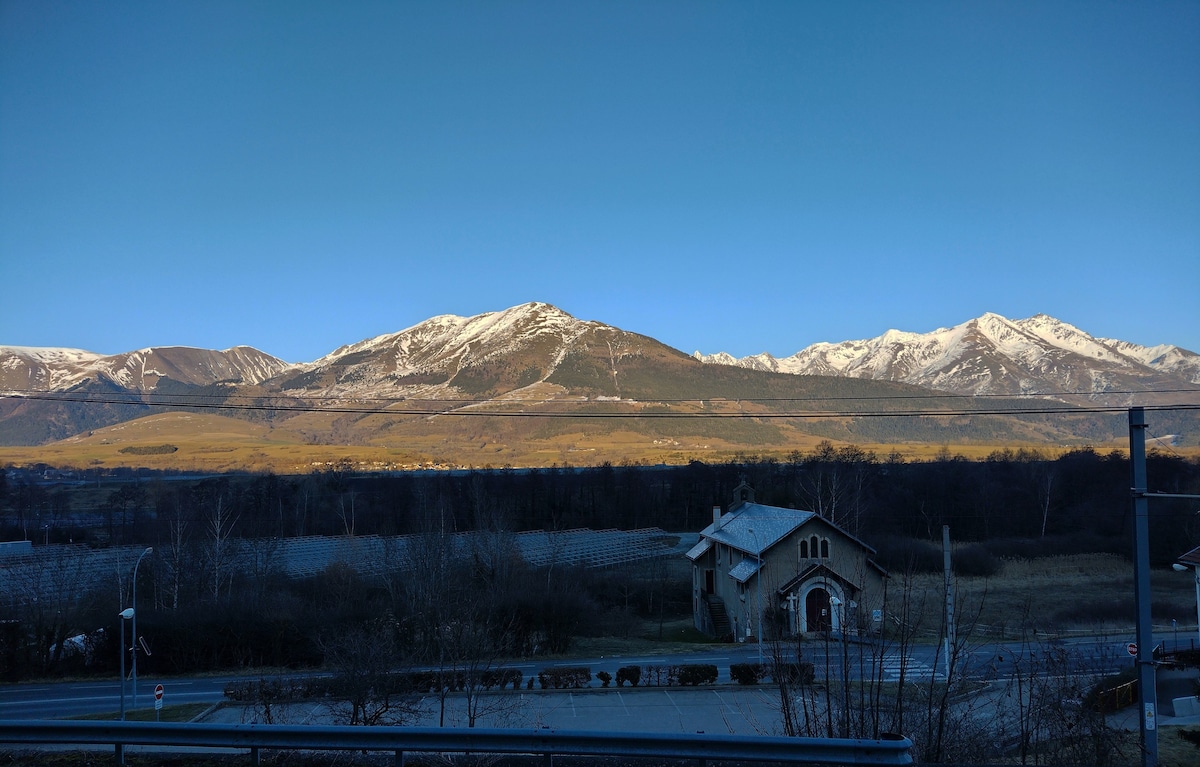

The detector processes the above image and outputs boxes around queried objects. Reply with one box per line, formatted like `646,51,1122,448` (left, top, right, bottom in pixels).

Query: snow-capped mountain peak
283,302,660,396
4,304,1198,449
314,303,604,368
695,313,1200,396
0,344,291,393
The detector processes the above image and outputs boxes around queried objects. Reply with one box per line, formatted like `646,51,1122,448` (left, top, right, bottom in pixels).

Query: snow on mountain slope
314,302,603,371
0,347,105,390
1095,338,1200,384
92,346,294,389
0,345,291,392
0,346,104,365
283,302,640,396
8,306,1196,404
694,313,1200,396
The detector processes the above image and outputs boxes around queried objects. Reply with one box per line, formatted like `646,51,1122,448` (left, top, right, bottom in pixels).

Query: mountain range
2,303,1198,464
694,312,1200,399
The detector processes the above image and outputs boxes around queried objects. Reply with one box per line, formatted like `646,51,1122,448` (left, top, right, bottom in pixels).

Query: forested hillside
6,445,1198,564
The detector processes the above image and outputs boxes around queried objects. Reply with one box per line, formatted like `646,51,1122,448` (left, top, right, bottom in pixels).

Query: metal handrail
0,720,913,765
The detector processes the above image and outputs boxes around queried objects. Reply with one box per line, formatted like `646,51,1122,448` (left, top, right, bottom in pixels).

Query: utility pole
1127,407,1200,767
1130,407,1157,767
942,525,955,680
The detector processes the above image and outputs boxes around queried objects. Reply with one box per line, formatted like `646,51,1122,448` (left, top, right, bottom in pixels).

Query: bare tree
204,495,239,601
322,617,418,726
764,627,826,738
794,442,875,533
999,623,1129,766
1033,462,1056,539
761,556,1010,762
6,548,98,674
158,497,193,610
336,489,357,537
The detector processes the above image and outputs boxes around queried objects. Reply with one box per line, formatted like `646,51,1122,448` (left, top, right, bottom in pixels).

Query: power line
5,386,1199,405
3,389,1199,419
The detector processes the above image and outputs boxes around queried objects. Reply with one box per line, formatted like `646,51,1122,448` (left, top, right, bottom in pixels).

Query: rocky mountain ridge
2,303,1198,451
7,305,1196,402
0,344,291,393
693,312,1200,398
278,302,661,397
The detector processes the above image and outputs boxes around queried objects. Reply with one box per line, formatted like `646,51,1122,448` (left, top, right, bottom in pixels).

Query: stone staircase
704,593,732,640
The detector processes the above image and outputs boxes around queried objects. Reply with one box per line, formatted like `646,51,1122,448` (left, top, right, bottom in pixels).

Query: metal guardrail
0,720,913,766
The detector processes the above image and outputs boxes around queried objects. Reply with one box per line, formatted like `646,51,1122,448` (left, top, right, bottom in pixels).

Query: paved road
0,633,1153,723
0,677,231,720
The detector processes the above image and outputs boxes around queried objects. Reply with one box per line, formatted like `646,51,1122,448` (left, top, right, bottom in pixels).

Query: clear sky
2,1,1197,363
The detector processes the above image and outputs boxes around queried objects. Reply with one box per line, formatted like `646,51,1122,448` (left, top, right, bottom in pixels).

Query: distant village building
686,480,887,641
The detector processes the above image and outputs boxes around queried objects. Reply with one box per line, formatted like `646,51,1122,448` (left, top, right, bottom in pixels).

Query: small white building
686,481,887,640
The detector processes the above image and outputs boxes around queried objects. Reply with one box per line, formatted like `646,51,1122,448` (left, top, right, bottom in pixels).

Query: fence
1094,680,1138,713
0,720,913,766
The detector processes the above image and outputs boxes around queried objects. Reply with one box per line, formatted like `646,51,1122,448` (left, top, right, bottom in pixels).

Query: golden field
0,409,1165,474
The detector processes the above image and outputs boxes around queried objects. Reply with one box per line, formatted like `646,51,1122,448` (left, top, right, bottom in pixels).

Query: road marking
662,691,684,715
615,691,631,716
712,690,739,714
879,655,945,681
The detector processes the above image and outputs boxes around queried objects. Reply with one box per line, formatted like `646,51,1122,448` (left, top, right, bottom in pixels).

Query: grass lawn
566,618,717,659
899,553,1198,639
1158,725,1200,767
71,702,214,723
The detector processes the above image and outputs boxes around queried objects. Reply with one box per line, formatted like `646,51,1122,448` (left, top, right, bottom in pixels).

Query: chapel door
806,588,831,633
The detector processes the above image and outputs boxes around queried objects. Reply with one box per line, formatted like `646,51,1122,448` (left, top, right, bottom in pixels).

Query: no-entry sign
1127,642,1138,657
154,684,164,710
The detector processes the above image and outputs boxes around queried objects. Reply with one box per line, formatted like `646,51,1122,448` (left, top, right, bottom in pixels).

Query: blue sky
2,1,1197,362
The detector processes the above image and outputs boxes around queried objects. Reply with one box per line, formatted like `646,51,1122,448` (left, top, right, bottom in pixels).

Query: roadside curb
190,701,225,722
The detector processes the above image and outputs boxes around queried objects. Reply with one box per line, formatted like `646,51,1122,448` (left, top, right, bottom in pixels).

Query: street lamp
130,547,152,713
1172,562,1200,648
748,528,763,666
117,607,133,720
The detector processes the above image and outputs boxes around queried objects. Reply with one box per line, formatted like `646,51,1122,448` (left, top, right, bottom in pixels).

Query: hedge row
537,667,592,689
225,677,330,702
729,662,814,686
225,661,814,702
612,663,718,687
224,668,524,702
729,663,764,685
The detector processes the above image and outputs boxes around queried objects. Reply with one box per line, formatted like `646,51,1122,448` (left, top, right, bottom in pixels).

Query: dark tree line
4,445,1199,563
2,444,1196,682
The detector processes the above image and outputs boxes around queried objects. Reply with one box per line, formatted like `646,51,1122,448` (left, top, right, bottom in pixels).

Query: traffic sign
1127,642,1138,656
154,684,164,711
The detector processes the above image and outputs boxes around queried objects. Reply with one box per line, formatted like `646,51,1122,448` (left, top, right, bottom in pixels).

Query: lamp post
748,528,763,666
829,595,850,738
130,547,152,713
117,607,133,720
